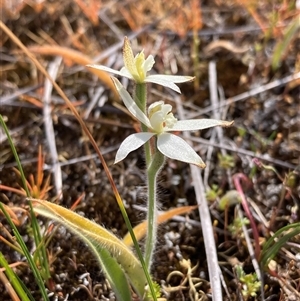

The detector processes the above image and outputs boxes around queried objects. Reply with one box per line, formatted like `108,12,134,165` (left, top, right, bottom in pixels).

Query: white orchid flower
87,37,194,93
112,77,234,168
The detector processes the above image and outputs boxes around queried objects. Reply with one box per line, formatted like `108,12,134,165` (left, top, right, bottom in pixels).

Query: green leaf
0,114,51,287
261,222,300,267
0,202,49,301
0,252,32,301
272,18,300,70
31,199,147,298
89,245,132,301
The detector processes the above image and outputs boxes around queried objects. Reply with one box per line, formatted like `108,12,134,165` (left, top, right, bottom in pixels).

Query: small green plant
218,153,235,169
218,190,241,211
236,265,261,299
229,217,250,238
206,184,222,202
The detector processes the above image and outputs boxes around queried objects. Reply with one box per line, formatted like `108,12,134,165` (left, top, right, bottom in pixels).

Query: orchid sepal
157,133,206,168
165,119,234,132
111,77,151,128
115,132,155,164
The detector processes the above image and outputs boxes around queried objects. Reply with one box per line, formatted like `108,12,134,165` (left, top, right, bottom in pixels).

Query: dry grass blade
42,57,63,196
123,205,198,247
28,45,117,96
74,0,100,26
0,203,20,226
0,269,20,301
174,93,223,301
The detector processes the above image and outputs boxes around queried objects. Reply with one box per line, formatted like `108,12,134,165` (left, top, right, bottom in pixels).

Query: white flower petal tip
87,64,117,73
157,133,206,168
114,132,155,163
196,162,206,168
86,64,103,70
110,76,122,90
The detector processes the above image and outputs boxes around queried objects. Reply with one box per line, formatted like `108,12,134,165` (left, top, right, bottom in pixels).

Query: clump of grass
0,115,50,301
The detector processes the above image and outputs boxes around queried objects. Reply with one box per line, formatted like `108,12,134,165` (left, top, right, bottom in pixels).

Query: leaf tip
196,162,206,168
222,120,234,127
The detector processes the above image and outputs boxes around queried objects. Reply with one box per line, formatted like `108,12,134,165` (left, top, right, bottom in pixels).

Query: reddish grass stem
232,173,261,260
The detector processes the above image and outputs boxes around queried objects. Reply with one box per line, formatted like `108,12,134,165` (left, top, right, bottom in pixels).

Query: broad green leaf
31,199,147,298
87,245,132,301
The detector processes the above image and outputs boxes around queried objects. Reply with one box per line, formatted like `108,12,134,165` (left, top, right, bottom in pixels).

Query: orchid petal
143,55,155,73
115,132,155,163
157,133,206,168
149,110,164,133
148,101,164,115
111,78,152,129
87,65,134,80
148,74,195,83
166,119,234,132
119,67,135,79
160,103,172,115
145,76,181,93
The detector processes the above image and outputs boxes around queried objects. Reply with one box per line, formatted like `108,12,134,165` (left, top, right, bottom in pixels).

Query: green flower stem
134,83,165,270
145,149,165,269
135,83,152,164
135,83,147,112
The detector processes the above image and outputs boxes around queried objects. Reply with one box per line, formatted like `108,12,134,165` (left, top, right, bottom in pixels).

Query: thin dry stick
174,94,222,301
189,72,300,118
203,61,219,187
192,136,297,170
43,57,63,197
204,61,232,188
0,85,40,105
0,269,20,301
205,60,232,299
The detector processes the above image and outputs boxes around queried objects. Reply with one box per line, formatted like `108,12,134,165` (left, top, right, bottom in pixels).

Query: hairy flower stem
135,83,152,164
134,83,165,270
145,149,165,270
